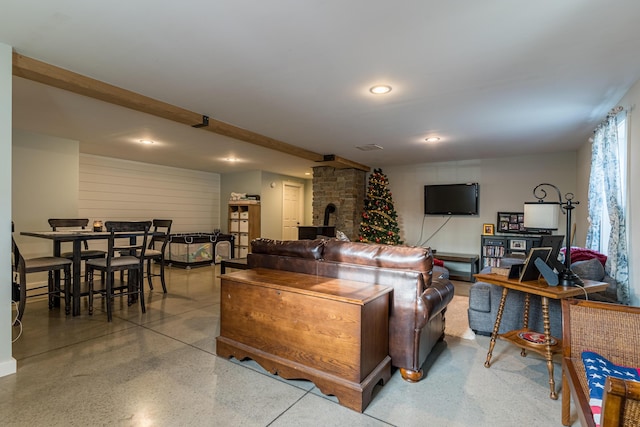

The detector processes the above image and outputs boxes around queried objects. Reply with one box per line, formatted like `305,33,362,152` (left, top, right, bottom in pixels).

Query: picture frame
519,247,553,282
483,223,495,235
510,239,526,250
496,211,527,234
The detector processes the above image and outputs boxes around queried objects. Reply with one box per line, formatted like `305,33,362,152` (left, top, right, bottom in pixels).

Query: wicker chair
561,299,640,427
599,376,640,427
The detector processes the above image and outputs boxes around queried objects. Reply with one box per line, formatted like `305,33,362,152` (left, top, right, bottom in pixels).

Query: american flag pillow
582,351,640,427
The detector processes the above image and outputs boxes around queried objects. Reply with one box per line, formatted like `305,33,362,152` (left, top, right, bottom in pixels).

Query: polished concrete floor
3,265,579,426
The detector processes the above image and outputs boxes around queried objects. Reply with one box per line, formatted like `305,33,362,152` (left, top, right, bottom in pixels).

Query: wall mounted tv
424,183,479,215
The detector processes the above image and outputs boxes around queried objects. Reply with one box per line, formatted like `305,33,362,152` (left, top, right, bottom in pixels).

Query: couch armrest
417,278,454,328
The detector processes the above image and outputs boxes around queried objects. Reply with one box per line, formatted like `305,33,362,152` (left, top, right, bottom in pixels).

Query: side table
474,273,608,400
434,252,479,282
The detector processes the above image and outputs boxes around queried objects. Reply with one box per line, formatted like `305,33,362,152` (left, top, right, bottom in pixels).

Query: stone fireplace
312,166,366,241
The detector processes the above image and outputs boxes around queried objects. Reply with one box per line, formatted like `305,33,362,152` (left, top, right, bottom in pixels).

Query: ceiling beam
13,52,370,171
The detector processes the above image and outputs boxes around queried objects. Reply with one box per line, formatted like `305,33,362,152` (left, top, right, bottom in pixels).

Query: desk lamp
524,183,583,287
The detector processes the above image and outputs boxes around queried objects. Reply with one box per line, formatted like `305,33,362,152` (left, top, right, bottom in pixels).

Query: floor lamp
524,183,583,287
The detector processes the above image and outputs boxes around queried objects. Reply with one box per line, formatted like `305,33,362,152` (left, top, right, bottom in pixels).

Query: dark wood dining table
20,229,152,316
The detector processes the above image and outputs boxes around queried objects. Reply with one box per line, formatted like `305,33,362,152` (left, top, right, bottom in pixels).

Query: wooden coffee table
217,268,392,412
474,273,608,400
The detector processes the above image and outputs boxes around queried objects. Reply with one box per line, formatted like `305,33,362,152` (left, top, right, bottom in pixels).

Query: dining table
20,229,154,316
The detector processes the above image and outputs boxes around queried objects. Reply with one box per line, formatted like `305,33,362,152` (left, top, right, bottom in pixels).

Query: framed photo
510,239,526,250
496,211,531,234
483,223,495,235
519,247,553,282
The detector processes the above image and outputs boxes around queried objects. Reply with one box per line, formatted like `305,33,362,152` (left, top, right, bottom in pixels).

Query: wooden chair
12,222,72,323
139,219,172,293
48,218,107,281
561,299,640,427
86,221,150,322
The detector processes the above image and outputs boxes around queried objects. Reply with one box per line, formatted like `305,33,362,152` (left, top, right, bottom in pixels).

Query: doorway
282,181,303,240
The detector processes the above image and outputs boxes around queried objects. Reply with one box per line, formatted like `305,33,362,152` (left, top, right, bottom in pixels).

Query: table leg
521,293,530,357
541,296,558,400
53,241,62,308
72,240,82,316
485,287,508,368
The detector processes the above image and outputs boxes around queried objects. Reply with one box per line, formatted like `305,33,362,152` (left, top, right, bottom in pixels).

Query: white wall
12,130,79,258
383,151,577,254
0,42,16,377
79,154,220,233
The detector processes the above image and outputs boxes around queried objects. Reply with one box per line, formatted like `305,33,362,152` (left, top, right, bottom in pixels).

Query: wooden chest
216,268,392,412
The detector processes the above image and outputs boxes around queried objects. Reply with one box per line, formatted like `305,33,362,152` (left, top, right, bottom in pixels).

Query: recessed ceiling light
369,85,392,95
425,137,440,143
356,144,384,151
225,158,238,162
139,139,154,145
305,172,311,176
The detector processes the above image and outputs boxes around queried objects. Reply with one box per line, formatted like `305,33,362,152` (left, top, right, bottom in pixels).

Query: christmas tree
358,168,403,245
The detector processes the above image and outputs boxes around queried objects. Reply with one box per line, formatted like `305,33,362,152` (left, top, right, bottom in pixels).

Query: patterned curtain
586,110,630,304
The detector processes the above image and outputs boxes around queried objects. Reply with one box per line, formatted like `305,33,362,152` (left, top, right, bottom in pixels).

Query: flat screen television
424,183,479,215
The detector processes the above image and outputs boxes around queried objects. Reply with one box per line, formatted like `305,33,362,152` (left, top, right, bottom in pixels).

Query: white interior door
282,181,303,240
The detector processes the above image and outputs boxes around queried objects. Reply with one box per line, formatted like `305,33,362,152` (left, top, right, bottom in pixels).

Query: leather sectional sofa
248,238,455,382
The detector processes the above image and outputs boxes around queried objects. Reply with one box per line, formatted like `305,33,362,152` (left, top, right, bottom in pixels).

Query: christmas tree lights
358,168,403,245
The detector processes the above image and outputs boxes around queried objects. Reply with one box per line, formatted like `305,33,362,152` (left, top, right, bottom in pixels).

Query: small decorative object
230,192,247,201
482,223,494,235
518,331,557,346
93,220,103,232
336,230,350,241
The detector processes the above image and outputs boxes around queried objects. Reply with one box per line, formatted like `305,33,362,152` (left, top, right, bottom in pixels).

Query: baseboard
0,357,17,377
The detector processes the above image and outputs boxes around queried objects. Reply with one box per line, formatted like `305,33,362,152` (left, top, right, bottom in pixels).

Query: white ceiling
4,1,640,178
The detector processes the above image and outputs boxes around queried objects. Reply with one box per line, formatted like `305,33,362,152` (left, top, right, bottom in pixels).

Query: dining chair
48,218,107,281
12,222,72,324
86,221,151,322
139,219,172,293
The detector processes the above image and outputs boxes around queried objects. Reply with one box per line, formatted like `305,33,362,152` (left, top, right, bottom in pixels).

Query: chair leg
146,258,154,290
48,271,56,309
139,267,146,314
159,257,167,293
88,268,94,316
106,271,113,322
16,270,27,324
62,266,71,315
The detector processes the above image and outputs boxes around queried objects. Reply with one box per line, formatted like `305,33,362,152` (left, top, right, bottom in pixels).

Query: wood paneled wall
79,154,221,233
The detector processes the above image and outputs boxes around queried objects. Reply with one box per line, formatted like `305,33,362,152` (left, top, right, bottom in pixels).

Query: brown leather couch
248,238,455,382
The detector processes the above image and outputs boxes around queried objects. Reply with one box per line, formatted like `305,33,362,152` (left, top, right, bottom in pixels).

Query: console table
475,273,608,400
217,268,392,412
435,252,479,282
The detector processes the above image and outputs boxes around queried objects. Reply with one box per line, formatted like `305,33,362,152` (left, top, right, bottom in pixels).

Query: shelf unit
228,201,261,258
481,234,542,268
